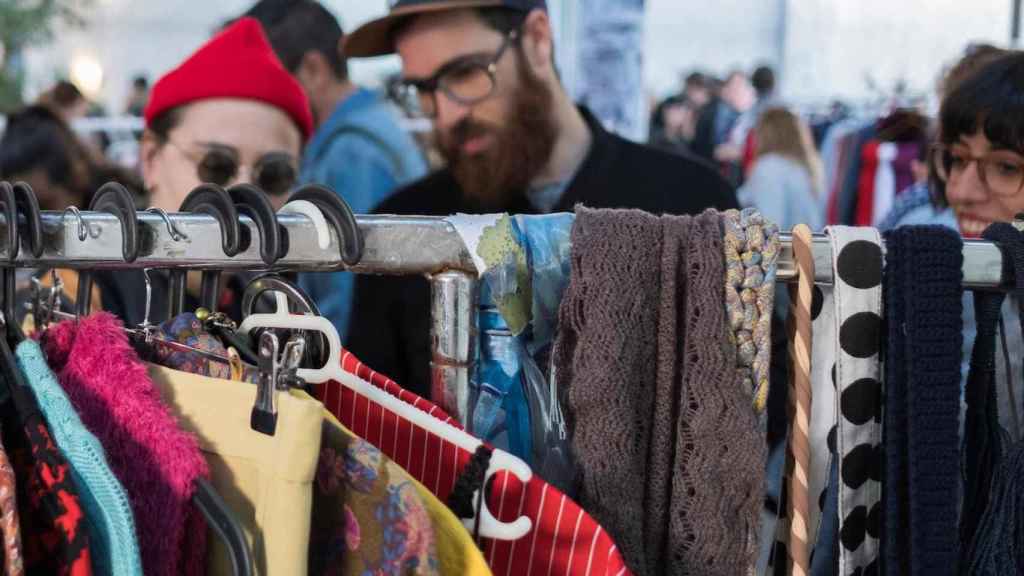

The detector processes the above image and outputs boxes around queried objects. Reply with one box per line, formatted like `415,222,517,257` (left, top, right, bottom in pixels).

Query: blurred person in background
731,65,779,178
737,107,824,231
241,0,428,340
648,71,712,151
0,105,144,210
647,94,692,155
751,65,776,105
1,104,96,211
124,75,150,117
37,80,90,124
0,104,145,317
682,71,712,110
692,70,755,183
90,16,313,326
341,0,738,396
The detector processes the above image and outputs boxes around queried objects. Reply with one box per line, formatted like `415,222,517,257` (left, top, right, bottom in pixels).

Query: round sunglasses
169,140,298,197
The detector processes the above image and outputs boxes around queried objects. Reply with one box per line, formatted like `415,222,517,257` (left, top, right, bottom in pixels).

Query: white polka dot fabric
807,274,835,549
829,226,885,575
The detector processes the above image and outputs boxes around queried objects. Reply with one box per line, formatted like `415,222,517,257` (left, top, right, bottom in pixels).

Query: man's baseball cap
343,0,547,58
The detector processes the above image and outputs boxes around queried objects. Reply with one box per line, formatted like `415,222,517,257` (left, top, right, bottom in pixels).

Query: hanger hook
60,207,91,242
145,207,189,241
140,268,154,340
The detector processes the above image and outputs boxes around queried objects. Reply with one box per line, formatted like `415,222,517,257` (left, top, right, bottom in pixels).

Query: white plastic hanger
270,199,329,312
238,311,534,541
278,199,331,250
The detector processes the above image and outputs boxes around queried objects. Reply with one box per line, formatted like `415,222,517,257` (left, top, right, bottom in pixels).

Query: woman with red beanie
89,17,315,326
141,16,313,212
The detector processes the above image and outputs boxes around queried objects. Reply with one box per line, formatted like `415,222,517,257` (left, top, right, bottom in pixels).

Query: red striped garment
315,350,632,576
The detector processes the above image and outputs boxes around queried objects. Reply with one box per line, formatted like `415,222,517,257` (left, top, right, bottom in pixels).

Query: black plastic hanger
193,478,253,576
289,184,363,266
77,183,140,316
227,183,281,267
0,182,26,407
170,185,242,318
12,182,44,259
0,181,31,344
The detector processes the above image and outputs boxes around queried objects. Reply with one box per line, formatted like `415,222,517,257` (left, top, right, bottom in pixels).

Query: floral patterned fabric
146,313,259,382
1,386,92,576
0,432,23,576
311,414,440,576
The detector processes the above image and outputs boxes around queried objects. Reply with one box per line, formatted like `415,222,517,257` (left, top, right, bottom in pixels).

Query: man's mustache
442,119,498,156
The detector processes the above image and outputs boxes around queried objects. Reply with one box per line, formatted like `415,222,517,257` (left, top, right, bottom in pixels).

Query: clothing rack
0,210,1009,422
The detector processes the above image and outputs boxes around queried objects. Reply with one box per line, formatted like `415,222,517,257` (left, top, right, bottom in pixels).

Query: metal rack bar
0,213,1006,288
776,232,1006,289
0,212,475,274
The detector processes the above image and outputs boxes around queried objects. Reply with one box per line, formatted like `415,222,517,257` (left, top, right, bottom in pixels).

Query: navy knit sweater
882,226,964,576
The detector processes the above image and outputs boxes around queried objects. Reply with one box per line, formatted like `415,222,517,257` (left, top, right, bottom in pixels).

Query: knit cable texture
883,226,963,576
723,208,780,413
40,313,209,576
15,340,143,576
553,207,765,576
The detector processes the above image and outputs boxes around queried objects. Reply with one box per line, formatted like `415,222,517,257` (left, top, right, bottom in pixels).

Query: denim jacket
297,88,428,340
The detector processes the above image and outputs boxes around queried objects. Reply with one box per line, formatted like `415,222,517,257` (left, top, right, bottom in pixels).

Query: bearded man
344,0,738,397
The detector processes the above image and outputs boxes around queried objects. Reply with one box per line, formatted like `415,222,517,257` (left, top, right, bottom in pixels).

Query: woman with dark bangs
935,52,1024,237
892,50,1024,440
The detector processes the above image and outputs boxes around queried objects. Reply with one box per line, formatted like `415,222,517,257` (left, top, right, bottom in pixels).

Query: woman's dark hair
0,105,144,209
0,105,86,192
52,81,84,108
146,106,183,143
931,50,1024,205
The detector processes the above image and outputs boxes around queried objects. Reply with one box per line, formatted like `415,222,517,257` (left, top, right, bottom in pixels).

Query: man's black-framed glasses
397,29,520,119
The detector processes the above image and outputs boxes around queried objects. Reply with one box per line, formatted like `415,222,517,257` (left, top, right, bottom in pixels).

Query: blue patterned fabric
471,214,574,491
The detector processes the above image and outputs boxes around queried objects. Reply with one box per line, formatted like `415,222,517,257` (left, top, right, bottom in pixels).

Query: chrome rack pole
776,232,1006,289
7,212,476,274
430,271,478,424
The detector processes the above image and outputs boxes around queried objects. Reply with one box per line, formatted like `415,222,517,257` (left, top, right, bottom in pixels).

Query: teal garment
16,340,143,576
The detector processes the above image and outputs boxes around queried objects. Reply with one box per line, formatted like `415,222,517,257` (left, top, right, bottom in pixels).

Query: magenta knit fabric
40,313,209,576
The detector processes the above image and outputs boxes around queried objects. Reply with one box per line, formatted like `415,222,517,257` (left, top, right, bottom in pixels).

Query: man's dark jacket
347,108,738,399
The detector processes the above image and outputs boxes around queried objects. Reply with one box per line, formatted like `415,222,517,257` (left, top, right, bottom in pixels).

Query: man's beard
439,51,557,209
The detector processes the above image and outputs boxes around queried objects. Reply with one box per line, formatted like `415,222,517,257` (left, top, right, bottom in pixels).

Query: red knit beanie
144,17,313,140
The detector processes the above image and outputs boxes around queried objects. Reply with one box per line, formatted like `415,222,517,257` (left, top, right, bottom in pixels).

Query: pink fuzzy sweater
41,313,209,576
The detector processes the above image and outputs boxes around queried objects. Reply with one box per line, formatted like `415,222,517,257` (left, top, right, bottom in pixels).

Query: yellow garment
321,410,492,576
148,364,322,576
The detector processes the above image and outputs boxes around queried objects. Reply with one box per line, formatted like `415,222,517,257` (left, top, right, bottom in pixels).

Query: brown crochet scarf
553,207,766,576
